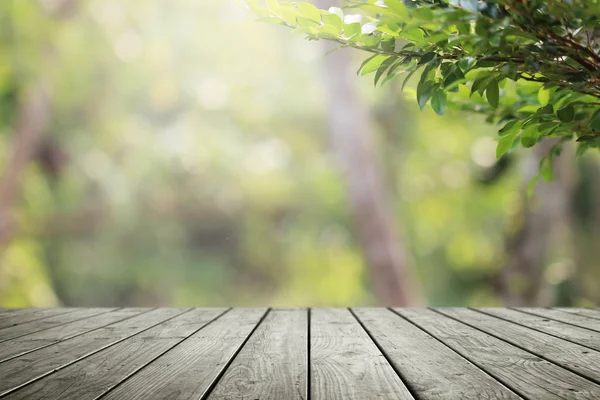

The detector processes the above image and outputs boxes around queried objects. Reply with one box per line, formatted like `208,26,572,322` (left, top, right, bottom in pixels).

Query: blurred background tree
0,0,598,307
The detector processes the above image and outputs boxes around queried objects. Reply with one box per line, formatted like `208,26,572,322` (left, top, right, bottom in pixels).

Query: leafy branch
247,0,600,180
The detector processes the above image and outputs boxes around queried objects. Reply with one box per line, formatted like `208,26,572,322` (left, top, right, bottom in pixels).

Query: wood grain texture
0,308,115,343
3,308,228,400
1,307,599,399
0,309,38,322
437,308,600,384
0,310,27,318
0,308,184,396
514,308,600,333
207,309,308,400
101,308,267,400
310,308,413,400
479,308,600,351
0,308,149,362
355,308,518,400
553,308,600,320
397,308,600,399
0,309,76,329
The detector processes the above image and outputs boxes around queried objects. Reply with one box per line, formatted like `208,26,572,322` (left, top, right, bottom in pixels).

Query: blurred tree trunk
502,140,576,306
0,87,50,248
0,0,75,250
316,0,416,306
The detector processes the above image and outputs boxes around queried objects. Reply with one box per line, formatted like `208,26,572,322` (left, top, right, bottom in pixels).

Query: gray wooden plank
0,309,76,329
310,308,413,400
0,310,28,323
516,308,600,332
0,309,27,317
354,308,518,400
553,308,600,320
0,308,116,342
0,308,149,362
3,308,228,400
207,308,308,400
0,308,184,396
100,308,268,400
437,308,600,384
0,309,37,321
480,308,600,351
397,308,600,399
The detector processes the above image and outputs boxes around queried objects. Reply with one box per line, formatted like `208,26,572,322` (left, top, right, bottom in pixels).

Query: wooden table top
0,307,599,399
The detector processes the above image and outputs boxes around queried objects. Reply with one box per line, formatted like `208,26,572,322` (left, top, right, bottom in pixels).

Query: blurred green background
0,0,598,308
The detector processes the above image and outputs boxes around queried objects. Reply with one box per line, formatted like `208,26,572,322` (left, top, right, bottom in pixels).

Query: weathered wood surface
398,308,600,399
0,308,598,399
358,308,518,399
0,308,116,342
207,309,307,400
310,308,412,399
437,308,600,384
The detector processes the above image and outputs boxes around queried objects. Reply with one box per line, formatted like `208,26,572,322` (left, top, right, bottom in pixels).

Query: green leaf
417,80,435,110
402,27,425,41
322,12,342,32
298,2,321,23
381,37,396,52
588,109,600,130
537,122,559,135
498,120,520,136
537,104,554,115
486,80,499,108
539,156,554,181
412,7,434,20
470,73,494,97
358,55,389,76
496,131,517,158
431,90,447,115
527,175,538,198
344,22,361,38
458,57,476,72
384,0,409,19
443,65,465,89
538,87,550,106
279,5,300,26
520,125,539,147
557,105,575,122
374,56,397,86
517,105,540,114
418,52,436,65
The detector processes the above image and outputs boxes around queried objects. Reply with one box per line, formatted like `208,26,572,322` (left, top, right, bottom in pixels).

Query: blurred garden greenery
0,0,598,307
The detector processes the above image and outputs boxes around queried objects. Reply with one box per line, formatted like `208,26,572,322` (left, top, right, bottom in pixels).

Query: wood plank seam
509,308,600,334
0,308,155,365
550,308,600,322
398,308,600,399
486,308,600,352
198,308,272,400
307,308,311,400
0,308,189,398
433,308,600,388
479,308,600,352
0,309,79,330
388,308,525,400
0,308,121,344
92,308,233,400
347,308,417,400
398,308,559,399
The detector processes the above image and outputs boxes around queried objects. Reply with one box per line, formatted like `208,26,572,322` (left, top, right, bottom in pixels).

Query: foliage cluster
249,0,600,182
